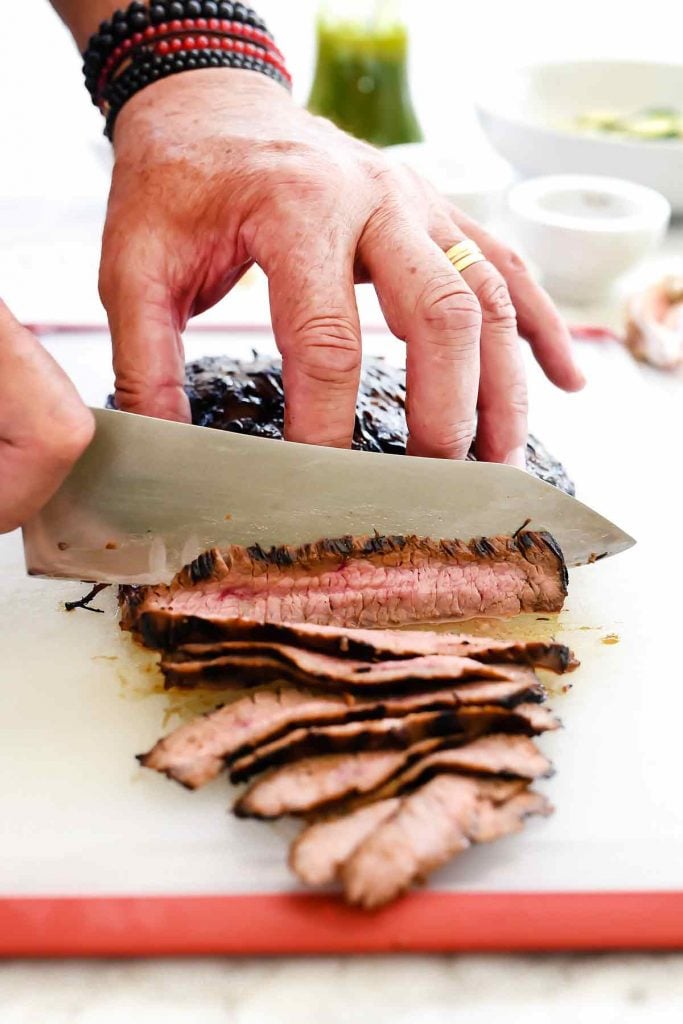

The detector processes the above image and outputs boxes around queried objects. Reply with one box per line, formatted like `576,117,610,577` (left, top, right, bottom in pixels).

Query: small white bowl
475,61,683,213
507,174,670,304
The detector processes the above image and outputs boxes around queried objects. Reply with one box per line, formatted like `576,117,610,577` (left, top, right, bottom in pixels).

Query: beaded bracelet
82,1,291,139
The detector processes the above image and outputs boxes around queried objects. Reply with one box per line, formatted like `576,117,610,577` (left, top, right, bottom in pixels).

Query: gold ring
445,239,487,274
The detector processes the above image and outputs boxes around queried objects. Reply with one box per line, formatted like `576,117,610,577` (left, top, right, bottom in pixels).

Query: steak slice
133,615,577,673
160,645,517,692
289,735,552,888
233,703,559,818
121,530,568,634
229,701,558,784
341,776,552,908
166,632,578,674
139,672,544,790
121,354,573,493
360,734,553,805
233,739,443,820
289,799,401,887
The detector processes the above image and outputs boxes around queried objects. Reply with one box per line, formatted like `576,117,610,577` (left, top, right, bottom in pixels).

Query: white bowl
507,175,670,304
475,61,683,213
385,142,513,224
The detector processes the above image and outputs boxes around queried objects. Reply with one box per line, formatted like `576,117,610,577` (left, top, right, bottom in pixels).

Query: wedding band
445,239,487,274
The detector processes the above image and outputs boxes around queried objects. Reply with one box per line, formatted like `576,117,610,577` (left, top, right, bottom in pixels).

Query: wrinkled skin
102,70,584,465
2,66,585,534
0,300,94,533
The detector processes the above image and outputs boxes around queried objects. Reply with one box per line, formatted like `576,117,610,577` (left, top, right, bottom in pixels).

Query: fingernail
506,446,527,469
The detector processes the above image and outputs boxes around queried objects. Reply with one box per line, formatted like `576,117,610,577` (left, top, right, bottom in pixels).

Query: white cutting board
1,328,682,898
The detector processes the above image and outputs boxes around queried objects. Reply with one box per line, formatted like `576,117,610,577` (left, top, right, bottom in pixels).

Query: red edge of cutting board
2,892,683,957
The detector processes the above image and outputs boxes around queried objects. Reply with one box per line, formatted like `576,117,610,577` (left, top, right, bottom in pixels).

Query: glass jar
307,0,423,147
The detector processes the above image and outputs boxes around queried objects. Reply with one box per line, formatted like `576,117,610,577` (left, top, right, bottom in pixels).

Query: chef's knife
22,408,635,585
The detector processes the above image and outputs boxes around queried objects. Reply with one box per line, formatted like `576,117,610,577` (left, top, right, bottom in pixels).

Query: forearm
49,1,122,50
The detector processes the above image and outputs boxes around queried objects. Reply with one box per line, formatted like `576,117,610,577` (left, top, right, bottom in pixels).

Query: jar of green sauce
307,0,423,147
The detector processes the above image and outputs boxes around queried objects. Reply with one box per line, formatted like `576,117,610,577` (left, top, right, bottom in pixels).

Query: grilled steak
115,355,573,492
289,799,401,887
289,734,552,888
131,613,579,673
139,672,544,789
167,631,577,673
361,734,553,805
121,530,568,634
229,701,558,784
161,644,518,692
233,740,442,820
234,703,559,818
341,775,552,908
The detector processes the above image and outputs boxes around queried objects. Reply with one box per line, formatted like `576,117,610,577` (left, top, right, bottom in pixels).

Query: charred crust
472,537,496,558
539,532,569,589
188,549,221,583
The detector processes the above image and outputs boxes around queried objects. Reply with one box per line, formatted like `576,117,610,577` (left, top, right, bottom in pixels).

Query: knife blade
22,408,635,584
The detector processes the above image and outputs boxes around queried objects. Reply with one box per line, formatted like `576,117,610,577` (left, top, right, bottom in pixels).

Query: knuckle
416,275,482,341
413,420,476,458
475,275,517,329
498,246,530,279
290,315,361,384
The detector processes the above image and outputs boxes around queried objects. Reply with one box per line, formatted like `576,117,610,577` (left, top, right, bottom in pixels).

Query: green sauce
307,15,423,147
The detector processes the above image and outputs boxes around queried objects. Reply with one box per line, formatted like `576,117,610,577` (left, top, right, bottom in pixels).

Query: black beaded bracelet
82,1,290,140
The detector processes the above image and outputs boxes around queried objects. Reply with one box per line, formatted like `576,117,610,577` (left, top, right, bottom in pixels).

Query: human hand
0,301,94,533
101,69,584,464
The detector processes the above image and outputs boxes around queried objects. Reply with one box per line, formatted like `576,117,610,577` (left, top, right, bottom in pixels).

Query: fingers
450,210,585,391
0,300,94,533
463,262,528,467
425,219,528,467
360,214,480,459
264,237,362,448
99,238,190,422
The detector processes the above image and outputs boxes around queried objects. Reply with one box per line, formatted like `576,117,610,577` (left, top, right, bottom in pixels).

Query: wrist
113,66,291,150
80,2,290,139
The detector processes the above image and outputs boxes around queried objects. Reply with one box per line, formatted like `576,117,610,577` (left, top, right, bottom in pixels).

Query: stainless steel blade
22,408,635,584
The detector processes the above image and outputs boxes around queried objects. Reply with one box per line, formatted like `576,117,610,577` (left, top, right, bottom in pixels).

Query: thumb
99,240,190,422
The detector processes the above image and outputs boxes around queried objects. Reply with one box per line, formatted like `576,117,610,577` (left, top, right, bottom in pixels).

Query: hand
101,70,584,464
0,300,94,533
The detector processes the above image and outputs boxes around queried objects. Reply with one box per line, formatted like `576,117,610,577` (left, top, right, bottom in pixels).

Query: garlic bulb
625,275,683,370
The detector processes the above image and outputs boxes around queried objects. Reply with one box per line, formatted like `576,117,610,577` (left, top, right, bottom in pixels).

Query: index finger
99,237,190,422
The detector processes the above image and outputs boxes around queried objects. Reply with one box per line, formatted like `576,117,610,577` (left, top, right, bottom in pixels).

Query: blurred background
2,0,683,337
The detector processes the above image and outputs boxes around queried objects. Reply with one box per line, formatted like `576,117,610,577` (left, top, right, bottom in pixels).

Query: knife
22,408,635,585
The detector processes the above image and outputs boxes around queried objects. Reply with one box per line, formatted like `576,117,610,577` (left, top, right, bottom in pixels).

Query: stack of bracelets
82,1,291,139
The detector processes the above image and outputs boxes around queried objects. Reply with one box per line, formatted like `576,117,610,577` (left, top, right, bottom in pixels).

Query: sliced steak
113,355,573,492
160,644,517,692
364,734,553,804
121,530,568,634
289,735,551,888
289,799,401,887
174,628,579,673
234,703,559,818
133,614,578,674
341,776,552,908
139,672,544,789
229,701,558,784
233,739,442,820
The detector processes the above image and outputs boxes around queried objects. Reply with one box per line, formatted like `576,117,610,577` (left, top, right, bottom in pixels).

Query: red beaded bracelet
82,2,291,139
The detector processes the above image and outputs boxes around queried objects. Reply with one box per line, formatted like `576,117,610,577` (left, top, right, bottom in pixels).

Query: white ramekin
507,174,671,303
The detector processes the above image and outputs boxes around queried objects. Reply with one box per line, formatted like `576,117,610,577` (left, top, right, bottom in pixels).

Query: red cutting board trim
2,892,683,957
